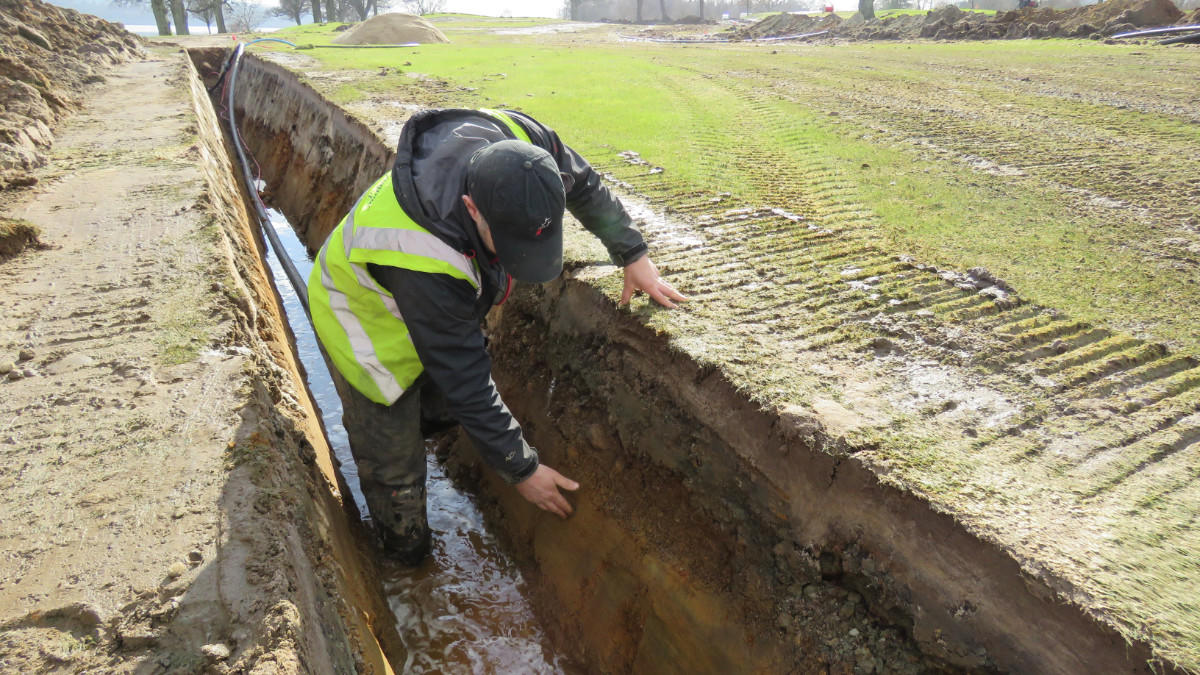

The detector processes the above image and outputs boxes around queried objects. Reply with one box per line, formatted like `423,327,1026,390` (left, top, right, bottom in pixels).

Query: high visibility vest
307,109,531,405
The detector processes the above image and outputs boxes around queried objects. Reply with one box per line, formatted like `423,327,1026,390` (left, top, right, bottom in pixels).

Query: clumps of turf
0,217,44,260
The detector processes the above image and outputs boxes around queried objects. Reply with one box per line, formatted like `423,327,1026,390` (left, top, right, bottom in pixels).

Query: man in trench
308,108,686,564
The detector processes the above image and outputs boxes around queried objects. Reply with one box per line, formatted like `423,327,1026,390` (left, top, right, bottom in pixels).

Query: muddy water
262,210,571,673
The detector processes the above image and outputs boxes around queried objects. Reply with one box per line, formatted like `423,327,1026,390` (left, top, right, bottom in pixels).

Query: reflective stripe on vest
307,109,531,405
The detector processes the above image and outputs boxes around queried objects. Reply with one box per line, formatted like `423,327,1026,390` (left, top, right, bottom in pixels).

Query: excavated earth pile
0,0,140,190
730,0,1186,41
332,13,450,45
229,47,1199,673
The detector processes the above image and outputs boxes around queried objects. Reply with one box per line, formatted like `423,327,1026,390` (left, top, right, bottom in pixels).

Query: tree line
116,0,447,35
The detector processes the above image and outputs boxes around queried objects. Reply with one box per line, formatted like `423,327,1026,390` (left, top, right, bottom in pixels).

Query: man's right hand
515,464,579,518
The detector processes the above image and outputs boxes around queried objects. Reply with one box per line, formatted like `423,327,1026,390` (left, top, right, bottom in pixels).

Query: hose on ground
222,42,311,315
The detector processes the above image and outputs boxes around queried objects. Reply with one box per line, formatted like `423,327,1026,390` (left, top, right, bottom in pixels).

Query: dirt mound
0,0,140,190
0,217,41,259
735,11,841,38
734,0,1184,42
332,13,449,44
1183,8,1200,23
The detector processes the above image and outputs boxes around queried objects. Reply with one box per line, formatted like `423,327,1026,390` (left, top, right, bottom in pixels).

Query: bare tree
188,0,214,32
402,0,445,13
345,0,393,19
273,0,312,24
186,0,227,32
168,0,190,34
858,0,874,18
226,0,264,31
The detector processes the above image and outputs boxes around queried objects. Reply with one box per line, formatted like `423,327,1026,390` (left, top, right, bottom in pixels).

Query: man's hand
621,256,688,309
515,464,580,518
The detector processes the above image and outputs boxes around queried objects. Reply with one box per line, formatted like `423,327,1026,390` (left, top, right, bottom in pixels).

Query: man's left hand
621,256,687,309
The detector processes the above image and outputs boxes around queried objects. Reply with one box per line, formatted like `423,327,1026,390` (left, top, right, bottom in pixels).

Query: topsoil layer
332,13,449,45
730,0,1188,41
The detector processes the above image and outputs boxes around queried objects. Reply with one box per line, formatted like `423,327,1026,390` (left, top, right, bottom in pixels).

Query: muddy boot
363,480,431,566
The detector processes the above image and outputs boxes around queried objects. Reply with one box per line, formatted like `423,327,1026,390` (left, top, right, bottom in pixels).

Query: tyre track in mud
580,57,1200,669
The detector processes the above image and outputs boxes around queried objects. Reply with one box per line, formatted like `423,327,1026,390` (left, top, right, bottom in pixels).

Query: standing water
262,210,573,673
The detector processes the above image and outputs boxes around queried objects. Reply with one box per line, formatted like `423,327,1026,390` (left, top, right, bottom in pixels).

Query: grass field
262,19,1200,669
269,21,1200,353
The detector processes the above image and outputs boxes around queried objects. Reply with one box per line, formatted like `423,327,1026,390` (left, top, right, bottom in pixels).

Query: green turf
257,28,1200,354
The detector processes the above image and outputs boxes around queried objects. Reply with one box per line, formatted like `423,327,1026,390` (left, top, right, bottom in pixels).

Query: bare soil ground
0,0,141,190
0,47,397,674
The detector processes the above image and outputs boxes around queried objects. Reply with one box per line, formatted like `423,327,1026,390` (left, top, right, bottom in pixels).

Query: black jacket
368,108,646,483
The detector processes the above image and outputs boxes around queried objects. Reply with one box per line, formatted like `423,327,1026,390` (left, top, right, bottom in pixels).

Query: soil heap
731,0,1186,41
332,13,449,44
0,0,140,189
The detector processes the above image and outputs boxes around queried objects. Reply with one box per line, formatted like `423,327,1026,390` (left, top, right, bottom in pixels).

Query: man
308,108,685,564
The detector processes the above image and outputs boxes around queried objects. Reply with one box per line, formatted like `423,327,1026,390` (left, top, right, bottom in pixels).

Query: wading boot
364,482,431,566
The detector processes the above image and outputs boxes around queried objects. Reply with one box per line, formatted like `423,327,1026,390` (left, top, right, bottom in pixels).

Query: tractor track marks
575,53,1200,664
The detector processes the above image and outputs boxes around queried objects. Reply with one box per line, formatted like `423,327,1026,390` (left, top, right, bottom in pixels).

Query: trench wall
211,50,1172,673
182,51,403,672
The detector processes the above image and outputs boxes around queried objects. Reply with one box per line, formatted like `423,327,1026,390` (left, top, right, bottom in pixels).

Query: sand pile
732,0,1187,42
333,13,449,44
0,0,140,189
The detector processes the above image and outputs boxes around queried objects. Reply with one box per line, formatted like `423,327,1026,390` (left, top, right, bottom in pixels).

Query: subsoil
332,13,450,45
720,0,1189,41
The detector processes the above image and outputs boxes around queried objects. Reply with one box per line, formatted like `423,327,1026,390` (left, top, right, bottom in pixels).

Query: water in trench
262,209,572,673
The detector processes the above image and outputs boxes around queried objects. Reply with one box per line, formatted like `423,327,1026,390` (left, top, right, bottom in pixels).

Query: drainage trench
185,47,933,672
185,47,1169,674
261,207,572,672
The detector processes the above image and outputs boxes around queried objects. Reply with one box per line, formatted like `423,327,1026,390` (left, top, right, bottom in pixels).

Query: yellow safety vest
307,109,531,404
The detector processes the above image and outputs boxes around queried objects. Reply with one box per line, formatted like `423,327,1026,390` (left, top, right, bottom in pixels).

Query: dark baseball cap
467,140,565,283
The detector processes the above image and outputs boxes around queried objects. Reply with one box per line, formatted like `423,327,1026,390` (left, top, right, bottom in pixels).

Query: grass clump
0,217,44,260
